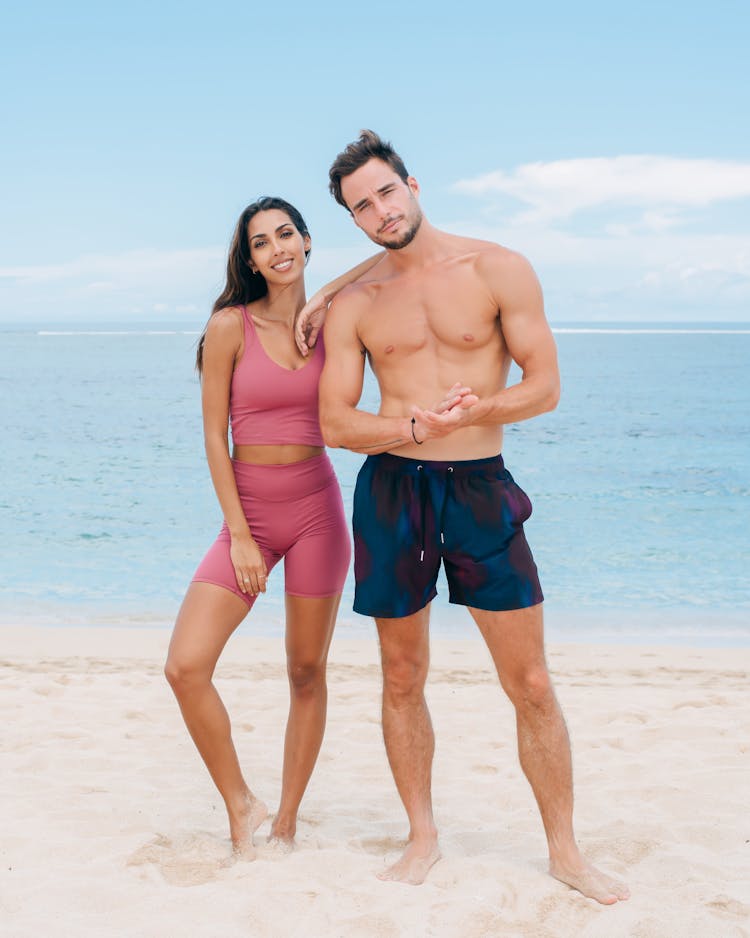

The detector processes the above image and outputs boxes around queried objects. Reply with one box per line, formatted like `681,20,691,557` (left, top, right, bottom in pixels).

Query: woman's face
246,209,310,283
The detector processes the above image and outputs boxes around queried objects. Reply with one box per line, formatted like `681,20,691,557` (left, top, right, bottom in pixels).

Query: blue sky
1,0,749,322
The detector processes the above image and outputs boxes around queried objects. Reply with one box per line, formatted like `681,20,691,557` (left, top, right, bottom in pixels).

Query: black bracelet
411,417,423,445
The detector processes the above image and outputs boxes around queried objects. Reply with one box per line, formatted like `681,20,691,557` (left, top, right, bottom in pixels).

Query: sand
1,624,749,938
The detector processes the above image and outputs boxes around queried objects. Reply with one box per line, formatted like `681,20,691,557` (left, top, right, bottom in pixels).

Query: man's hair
328,129,410,211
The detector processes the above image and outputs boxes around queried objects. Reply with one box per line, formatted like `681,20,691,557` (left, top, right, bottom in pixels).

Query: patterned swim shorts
352,452,543,618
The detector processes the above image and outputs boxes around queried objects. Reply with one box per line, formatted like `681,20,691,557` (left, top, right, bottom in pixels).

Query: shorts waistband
367,452,505,475
232,452,336,501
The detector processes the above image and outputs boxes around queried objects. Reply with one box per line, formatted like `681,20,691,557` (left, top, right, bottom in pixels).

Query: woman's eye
280,230,293,238
253,240,266,248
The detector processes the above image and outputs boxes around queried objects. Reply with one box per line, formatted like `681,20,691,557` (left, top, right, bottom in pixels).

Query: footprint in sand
706,895,750,920
353,836,404,855
471,763,499,774
127,832,232,886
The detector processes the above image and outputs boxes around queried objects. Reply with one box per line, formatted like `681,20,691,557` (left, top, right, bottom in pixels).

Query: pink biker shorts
192,453,351,607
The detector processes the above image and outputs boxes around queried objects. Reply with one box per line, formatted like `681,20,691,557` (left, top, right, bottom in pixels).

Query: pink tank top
229,306,325,446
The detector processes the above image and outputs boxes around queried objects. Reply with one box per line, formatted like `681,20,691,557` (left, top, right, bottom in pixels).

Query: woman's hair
196,196,310,372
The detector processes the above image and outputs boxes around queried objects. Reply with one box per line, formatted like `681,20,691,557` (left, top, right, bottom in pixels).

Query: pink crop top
229,306,325,447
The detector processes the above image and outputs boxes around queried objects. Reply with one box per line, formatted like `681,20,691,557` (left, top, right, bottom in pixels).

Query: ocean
1,322,748,644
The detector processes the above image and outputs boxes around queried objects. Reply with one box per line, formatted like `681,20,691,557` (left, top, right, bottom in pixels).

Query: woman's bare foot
549,856,630,905
229,792,268,859
267,816,296,854
376,837,441,885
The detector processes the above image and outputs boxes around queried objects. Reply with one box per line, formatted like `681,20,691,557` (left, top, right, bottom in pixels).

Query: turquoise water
1,322,748,644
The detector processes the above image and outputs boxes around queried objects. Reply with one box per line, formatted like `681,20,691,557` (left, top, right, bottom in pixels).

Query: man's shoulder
327,279,377,330
441,232,524,267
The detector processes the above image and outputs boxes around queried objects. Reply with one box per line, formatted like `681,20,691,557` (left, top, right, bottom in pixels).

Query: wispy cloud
0,247,225,285
0,247,226,320
447,156,750,319
453,156,750,224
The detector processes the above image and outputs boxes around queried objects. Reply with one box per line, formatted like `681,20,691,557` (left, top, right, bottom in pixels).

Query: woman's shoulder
206,305,245,336
203,306,246,360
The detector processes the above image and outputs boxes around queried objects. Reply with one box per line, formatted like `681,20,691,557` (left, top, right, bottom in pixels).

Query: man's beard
373,206,423,250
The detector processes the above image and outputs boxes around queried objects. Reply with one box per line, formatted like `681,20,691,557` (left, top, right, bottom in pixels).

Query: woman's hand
230,533,268,596
294,291,328,356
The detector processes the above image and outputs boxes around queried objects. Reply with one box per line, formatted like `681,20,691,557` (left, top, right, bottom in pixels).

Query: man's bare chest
359,275,498,360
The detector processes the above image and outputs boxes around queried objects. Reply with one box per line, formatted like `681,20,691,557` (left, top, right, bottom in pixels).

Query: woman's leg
164,582,268,855
269,592,341,844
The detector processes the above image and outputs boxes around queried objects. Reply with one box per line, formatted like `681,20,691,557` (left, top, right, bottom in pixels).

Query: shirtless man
298,131,629,905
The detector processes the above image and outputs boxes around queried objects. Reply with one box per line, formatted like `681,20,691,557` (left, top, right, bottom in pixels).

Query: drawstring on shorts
416,464,454,562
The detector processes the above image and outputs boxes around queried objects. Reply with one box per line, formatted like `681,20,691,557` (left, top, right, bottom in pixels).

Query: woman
165,197,379,856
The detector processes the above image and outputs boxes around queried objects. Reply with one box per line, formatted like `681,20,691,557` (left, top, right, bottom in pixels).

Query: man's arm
319,288,414,454
412,248,559,439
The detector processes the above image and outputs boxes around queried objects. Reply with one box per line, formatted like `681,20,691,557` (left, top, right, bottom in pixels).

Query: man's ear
407,175,420,198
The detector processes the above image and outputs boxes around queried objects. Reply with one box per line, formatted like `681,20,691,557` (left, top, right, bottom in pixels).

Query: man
298,130,629,904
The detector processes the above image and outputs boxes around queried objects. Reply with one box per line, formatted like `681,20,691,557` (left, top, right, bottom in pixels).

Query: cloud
453,156,750,224
0,247,226,320
0,247,225,285
445,155,750,320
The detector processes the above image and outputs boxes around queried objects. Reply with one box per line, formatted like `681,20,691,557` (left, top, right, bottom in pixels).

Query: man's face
341,158,423,250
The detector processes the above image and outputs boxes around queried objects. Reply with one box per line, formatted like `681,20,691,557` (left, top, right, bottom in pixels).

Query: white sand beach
1,624,749,938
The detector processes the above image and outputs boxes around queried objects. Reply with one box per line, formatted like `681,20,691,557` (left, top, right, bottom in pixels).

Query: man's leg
470,603,629,905
374,605,441,884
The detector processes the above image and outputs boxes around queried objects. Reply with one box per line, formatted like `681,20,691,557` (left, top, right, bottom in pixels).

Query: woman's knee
287,658,326,695
164,654,212,693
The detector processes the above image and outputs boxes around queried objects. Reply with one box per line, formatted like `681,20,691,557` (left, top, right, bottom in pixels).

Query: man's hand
294,291,328,356
431,382,476,414
411,383,479,442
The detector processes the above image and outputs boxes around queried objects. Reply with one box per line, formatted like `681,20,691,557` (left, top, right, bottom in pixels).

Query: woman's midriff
232,444,324,465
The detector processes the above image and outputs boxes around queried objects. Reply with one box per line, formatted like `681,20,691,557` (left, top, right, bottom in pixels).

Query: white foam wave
37,330,201,336
552,328,750,335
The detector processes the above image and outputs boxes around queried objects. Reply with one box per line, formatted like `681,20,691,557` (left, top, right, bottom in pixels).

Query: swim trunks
352,453,543,618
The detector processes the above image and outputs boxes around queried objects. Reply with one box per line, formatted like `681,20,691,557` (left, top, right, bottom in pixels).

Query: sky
1,0,749,323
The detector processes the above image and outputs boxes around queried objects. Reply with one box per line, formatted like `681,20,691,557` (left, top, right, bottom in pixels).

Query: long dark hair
196,196,310,372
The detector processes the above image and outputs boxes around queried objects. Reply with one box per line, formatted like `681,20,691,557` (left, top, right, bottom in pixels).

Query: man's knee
503,663,554,709
382,653,428,703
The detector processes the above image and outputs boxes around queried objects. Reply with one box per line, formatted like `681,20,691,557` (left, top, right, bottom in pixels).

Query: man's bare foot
229,792,268,859
377,838,441,885
550,857,630,905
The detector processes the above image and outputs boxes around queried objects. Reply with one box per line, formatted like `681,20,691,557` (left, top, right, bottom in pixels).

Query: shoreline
3,602,749,649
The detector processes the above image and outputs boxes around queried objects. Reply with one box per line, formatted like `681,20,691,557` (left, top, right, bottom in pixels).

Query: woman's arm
200,308,268,596
295,251,385,355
